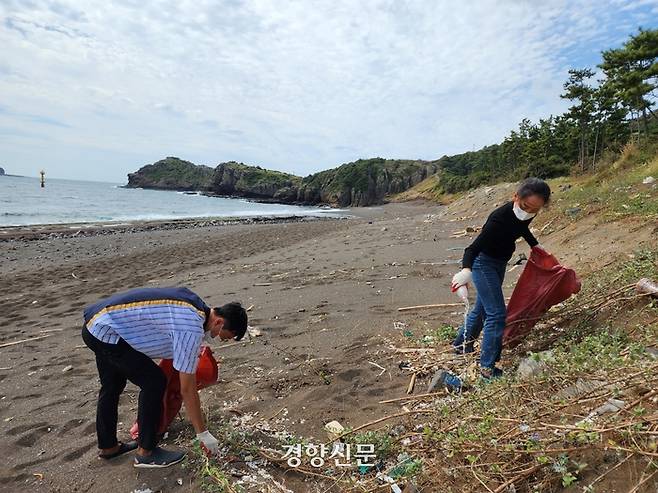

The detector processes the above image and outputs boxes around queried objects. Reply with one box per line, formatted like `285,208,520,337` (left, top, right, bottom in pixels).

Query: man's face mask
202,330,214,344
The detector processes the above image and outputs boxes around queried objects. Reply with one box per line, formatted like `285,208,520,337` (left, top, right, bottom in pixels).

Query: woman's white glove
451,268,472,291
196,430,220,455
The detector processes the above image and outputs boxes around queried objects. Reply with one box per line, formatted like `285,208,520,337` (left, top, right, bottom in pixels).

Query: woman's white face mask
513,202,536,221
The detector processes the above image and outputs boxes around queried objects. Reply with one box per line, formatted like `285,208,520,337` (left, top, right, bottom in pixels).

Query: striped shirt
83,287,210,374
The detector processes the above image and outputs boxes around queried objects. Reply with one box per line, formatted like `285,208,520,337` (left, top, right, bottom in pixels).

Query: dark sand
0,202,527,492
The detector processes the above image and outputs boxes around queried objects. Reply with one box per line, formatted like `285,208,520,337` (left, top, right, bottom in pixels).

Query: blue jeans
453,253,507,369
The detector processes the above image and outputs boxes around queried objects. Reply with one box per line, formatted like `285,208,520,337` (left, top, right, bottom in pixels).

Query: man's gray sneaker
133,447,186,468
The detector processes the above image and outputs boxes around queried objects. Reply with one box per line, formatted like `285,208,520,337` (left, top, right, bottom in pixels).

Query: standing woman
451,178,551,379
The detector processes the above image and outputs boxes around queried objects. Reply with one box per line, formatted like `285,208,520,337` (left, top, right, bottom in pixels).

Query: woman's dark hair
214,302,248,341
517,177,551,205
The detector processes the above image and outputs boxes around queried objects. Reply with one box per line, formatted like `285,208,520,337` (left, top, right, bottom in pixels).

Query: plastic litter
437,371,462,392
324,420,345,441
377,472,402,493
636,278,658,297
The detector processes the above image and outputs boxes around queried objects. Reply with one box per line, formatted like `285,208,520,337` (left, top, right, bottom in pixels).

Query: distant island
127,156,440,207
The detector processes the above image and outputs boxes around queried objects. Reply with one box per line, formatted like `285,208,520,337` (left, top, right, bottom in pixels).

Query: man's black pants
81,326,166,451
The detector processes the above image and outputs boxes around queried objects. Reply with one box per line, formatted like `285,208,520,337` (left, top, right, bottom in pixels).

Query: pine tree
600,28,658,140
561,68,596,171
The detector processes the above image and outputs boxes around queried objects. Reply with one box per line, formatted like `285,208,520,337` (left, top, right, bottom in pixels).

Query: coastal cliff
297,158,440,207
126,157,214,191
127,157,440,207
210,161,301,201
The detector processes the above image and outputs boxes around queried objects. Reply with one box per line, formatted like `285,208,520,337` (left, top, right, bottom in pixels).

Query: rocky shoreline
0,214,348,242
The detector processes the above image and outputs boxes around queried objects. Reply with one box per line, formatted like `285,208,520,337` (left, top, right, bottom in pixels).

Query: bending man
82,286,247,468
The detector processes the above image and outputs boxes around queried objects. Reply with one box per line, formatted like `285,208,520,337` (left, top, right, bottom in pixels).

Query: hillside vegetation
297,158,440,206
128,157,439,207
126,156,214,191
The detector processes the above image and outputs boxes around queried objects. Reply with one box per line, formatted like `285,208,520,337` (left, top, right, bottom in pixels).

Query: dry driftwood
406,373,417,394
0,335,52,349
397,303,463,312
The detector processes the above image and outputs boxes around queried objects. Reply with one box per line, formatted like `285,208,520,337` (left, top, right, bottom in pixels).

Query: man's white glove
196,430,220,455
451,268,472,291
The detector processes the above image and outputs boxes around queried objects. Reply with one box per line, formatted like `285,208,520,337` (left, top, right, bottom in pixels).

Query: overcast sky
1,0,657,182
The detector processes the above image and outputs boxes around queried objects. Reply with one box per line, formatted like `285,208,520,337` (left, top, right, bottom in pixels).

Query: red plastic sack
130,346,219,440
503,247,581,348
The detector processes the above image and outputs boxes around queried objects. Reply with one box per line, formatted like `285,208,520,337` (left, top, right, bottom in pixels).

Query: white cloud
0,0,656,181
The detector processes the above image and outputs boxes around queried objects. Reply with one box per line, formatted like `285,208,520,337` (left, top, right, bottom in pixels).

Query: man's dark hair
517,177,551,205
214,302,248,341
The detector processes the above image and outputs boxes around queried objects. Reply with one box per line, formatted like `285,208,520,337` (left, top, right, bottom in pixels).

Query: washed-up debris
247,327,263,337
555,378,607,400
642,176,655,185
577,398,626,426
450,226,481,238
324,420,344,440
0,335,52,349
377,472,402,493
636,278,658,297
235,467,294,493
427,370,444,393
368,361,387,376
62,365,73,372
591,398,625,416
406,373,417,394
397,303,463,312
516,352,553,380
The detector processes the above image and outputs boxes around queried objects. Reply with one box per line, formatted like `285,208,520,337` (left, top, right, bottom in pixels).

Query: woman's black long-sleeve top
462,201,538,269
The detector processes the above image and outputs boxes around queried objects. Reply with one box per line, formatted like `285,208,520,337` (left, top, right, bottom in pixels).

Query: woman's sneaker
134,447,186,468
480,367,503,381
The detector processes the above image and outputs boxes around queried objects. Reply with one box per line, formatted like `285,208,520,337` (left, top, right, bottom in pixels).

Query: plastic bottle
455,285,469,303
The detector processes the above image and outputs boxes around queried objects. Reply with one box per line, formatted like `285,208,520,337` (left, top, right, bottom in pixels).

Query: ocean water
0,175,343,227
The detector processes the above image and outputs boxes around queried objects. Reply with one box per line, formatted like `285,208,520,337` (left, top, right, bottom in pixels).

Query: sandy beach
0,201,508,492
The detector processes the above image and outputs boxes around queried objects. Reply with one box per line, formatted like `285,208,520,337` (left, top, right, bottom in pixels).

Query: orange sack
130,346,219,440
